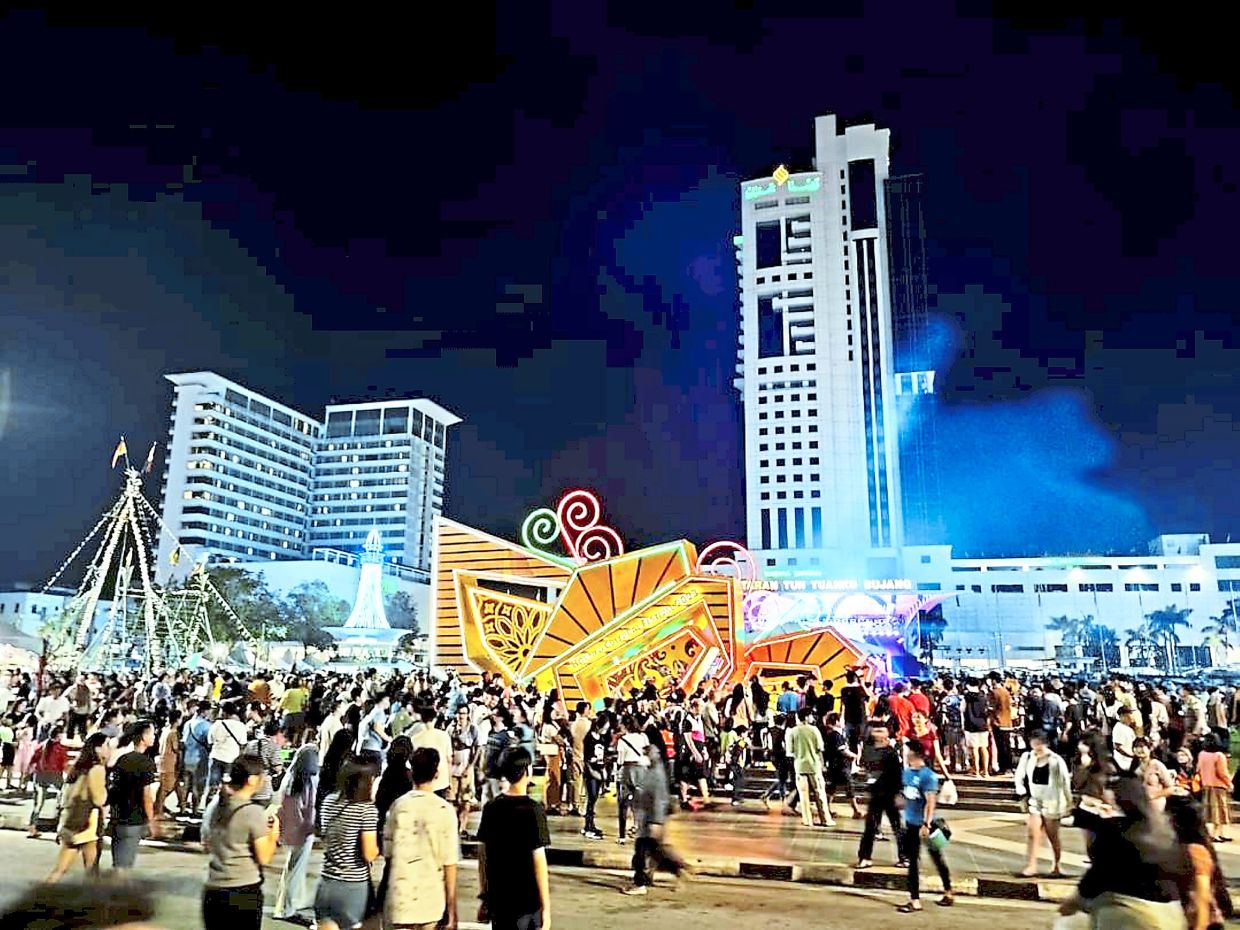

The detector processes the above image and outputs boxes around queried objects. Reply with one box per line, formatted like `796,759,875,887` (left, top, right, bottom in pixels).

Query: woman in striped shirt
314,757,380,930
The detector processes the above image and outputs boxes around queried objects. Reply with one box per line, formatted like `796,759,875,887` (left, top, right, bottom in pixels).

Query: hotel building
156,372,459,579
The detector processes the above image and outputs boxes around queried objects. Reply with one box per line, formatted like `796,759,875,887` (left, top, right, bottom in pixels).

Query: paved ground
0,830,1063,929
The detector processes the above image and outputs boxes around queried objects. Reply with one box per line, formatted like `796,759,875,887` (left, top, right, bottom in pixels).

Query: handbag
938,777,958,807
926,816,952,851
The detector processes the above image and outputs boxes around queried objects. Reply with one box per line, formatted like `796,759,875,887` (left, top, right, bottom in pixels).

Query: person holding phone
201,755,280,930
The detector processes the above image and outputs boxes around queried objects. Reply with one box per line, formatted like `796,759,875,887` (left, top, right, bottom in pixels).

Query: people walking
272,743,320,924
383,747,460,930
788,706,832,826
624,743,688,895
45,732,109,882
27,724,69,838
314,758,380,930
856,721,903,869
1013,729,1072,878
477,748,552,930
107,719,160,871
616,715,649,842
200,755,280,930
896,740,953,912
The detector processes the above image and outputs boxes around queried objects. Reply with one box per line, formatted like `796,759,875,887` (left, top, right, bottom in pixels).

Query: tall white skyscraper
735,115,904,577
308,398,460,570
159,372,320,568
156,371,459,578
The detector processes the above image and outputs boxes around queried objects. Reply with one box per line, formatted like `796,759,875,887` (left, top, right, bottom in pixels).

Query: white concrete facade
903,534,1240,667
736,115,903,578
156,372,459,580
0,588,112,639
309,398,459,570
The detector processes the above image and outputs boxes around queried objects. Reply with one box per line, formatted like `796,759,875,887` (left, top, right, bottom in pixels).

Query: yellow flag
110,437,128,469
169,548,181,566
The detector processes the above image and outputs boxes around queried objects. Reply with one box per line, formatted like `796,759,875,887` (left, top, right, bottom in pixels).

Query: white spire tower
342,528,391,630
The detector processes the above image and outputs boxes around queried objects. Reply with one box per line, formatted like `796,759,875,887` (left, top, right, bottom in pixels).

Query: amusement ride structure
41,448,255,673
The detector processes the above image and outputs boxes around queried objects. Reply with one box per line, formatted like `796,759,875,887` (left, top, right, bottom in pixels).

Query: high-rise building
156,372,459,578
308,398,459,569
885,174,944,544
159,372,320,568
735,115,911,576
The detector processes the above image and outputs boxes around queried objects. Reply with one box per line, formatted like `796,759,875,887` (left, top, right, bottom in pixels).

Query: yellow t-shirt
280,688,308,713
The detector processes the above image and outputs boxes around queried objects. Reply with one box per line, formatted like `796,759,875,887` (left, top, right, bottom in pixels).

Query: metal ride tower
41,464,255,672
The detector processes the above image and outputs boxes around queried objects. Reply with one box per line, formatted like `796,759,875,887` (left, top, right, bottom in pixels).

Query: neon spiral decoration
575,525,624,563
554,489,624,563
555,489,601,557
521,507,562,561
696,540,758,582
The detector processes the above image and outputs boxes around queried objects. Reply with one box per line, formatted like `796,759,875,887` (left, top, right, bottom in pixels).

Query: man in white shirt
410,706,453,795
1111,705,1138,775
205,701,249,800
318,698,348,758
384,747,459,930
35,686,70,739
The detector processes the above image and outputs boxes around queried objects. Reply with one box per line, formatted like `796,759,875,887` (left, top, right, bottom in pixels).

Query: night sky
2,6,1238,585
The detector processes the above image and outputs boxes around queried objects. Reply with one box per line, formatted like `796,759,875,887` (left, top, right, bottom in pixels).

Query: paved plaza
0,829,1061,930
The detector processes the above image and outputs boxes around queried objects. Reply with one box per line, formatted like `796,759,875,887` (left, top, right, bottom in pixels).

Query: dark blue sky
2,5,1237,584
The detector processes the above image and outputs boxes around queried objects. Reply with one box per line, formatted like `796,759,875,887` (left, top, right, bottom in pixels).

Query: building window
758,297,784,358
992,584,1024,593
920,555,932,564
1171,582,1183,592
1215,556,1240,569
1190,583,1201,592
756,221,781,269
1218,580,1240,592
1126,583,1160,592
1034,583,1069,593
1080,583,1114,593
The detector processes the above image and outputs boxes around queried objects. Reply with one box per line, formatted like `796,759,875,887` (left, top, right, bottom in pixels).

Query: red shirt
889,693,914,737
909,691,931,717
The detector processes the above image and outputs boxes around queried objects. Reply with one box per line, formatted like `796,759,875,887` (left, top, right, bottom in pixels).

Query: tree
1046,615,1085,646
1145,605,1193,673
916,604,947,664
1204,603,1239,665
1047,614,1118,670
283,582,349,650
193,566,286,644
385,591,419,634
1124,624,1159,668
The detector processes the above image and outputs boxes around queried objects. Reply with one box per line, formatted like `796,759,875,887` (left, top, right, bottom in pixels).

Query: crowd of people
0,663,1236,927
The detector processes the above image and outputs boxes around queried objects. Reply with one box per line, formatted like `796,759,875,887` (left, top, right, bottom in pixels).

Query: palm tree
1124,624,1157,668
1145,605,1193,673
1205,604,1239,665
1046,614,1085,646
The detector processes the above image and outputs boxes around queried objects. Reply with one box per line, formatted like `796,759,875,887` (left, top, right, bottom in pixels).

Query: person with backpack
936,678,966,774
483,708,515,804
27,724,69,838
206,701,249,806
181,701,213,812
242,717,286,805
616,715,650,842
45,731,109,882
722,722,750,806
581,715,608,839
200,755,280,930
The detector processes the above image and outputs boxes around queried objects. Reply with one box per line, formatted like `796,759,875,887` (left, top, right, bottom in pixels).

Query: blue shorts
314,876,370,929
